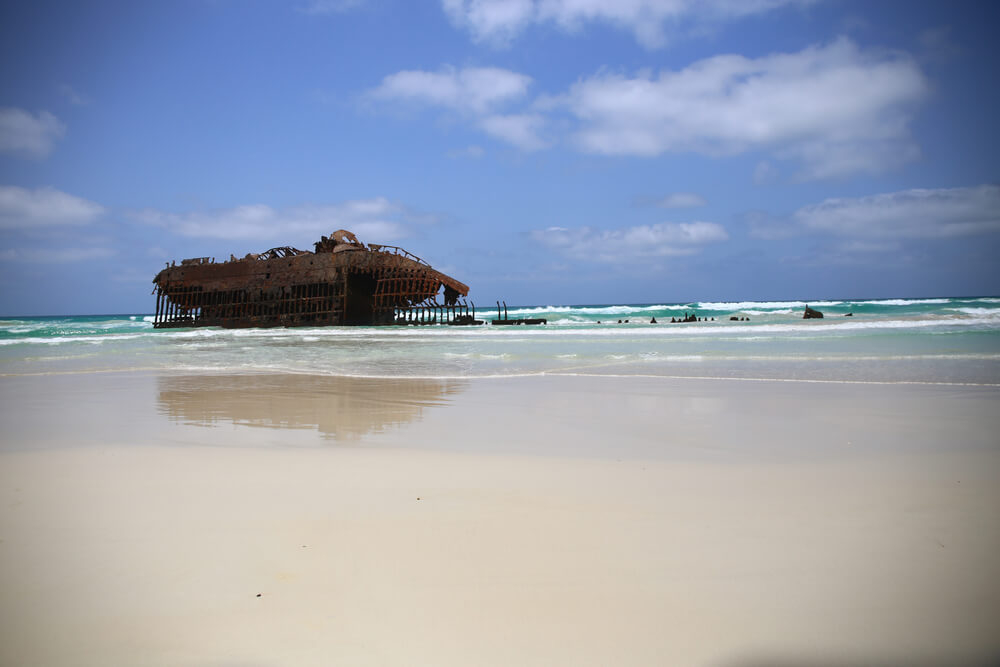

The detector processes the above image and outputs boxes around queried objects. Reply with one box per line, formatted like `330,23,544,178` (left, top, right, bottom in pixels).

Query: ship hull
152,240,470,329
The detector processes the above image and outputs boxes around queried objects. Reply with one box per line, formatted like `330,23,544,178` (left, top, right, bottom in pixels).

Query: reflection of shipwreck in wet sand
152,229,476,328
157,374,466,440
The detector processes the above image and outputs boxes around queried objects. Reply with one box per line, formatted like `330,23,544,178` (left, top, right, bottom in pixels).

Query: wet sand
1,372,999,666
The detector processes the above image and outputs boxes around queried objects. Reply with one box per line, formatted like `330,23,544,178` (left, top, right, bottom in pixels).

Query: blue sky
1,0,998,315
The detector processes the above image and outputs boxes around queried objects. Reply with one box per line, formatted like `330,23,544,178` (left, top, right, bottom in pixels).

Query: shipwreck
152,230,474,328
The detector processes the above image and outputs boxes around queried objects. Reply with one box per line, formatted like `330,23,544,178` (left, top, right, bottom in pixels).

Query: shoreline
2,370,999,665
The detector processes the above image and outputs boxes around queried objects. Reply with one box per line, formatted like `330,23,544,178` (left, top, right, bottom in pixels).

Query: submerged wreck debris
152,230,474,328
803,305,825,319
491,301,547,326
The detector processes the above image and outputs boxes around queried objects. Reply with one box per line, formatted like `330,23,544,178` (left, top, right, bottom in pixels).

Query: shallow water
1,297,998,384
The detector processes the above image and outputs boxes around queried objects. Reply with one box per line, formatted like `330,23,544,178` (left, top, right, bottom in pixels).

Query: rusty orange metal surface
152,230,473,328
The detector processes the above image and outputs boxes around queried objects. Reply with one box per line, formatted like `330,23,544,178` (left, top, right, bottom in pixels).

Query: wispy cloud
57,84,91,106
791,184,1000,239
656,192,706,208
478,113,547,150
0,247,116,263
749,184,1000,242
131,197,422,244
298,0,368,15
918,26,963,65
447,144,486,159
531,221,729,263
367,66,532,114
753,160,779,185
557,37,928,179
366,66,544,149
0,185,105,229
442,0,811,49
0,108,66,159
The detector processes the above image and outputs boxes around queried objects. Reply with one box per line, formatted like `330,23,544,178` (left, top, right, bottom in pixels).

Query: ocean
2,297,999,385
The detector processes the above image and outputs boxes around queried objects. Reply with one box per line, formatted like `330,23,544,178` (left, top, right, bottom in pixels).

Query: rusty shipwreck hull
152,230,471,328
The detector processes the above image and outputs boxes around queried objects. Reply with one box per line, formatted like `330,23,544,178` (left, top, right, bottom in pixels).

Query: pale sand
1,373,999,666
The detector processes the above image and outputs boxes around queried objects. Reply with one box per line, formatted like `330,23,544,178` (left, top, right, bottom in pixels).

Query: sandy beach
1,372,999,666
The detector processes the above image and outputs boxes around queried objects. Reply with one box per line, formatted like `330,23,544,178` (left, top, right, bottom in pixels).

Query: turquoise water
1,297,998,384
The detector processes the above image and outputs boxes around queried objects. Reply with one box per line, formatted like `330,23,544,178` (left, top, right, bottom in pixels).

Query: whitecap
864,298,951,306
697,300,843,310
946,307,1000,316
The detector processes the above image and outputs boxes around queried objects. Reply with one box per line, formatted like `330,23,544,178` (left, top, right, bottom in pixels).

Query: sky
0,0,998,315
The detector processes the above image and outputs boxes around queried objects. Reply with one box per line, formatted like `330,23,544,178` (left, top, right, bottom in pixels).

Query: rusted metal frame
368,245,429,267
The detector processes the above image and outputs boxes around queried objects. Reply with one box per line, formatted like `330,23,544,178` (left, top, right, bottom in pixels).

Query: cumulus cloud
558,37,928,179
0,185,105,230
131,197,418,243
365,38,927,176
531,221,728,263
792,184,1000,239
367,66,532,114
0,108,66,159
657,192,706,208
442,0,809,49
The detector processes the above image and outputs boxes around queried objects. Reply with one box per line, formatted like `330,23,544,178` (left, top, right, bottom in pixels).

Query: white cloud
0,108,66,159
441,0,535,46
657,192,706,208
368,66,532,114
0,247,116,263
132,197,417,244
478,113,547,150
0,186,105,229
531,221,728,263
559,37,928,179
442,0,810,49
367,66,541,150
365,39,929,175
792,184,1000,239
